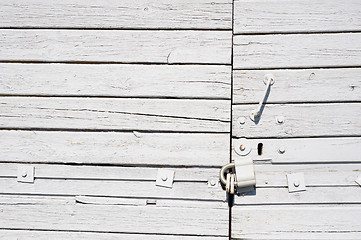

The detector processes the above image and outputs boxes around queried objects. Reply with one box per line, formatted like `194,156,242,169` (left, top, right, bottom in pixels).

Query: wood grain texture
233,68,361,104
234,187,361,204
0,30,232,64
0,0,232,29
234,0,361,34
232,232,361,240
254,164,361,187
231,137,361,163
0,131,229,166
0,178,225,201
0,97,230,132
0,163,225,201
0,198,228,236
232,205,361,239
233,33,361,69
232,103,361,138
0,163,221,181
0,64,231,98
0,230,227,240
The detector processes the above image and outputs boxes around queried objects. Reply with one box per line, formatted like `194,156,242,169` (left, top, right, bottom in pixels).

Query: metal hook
250,74,275,121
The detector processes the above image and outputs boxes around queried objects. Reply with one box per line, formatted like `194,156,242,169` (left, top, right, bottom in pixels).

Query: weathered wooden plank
0,131,229,166
234,187,361,204
232,232,361,240
254,164,361,187
0,0,232,29
0,200,228,236
234,0,361,34
231,137,361,163
233,33,361,69
232,205,361,238
233,68,361,104
0,64,231,98
0,30,231,64
0,178,224,201
0,97,230,132
0,163,221,181
232,103,361,138
0,230,227,240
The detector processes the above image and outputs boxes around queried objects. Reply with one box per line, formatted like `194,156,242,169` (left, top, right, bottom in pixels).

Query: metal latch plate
286,173,306,193
155,169,174,188
17,165,34,183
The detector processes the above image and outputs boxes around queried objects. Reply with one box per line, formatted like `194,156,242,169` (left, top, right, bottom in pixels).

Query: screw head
294,180,300,187
239,145,246,151
22,171,27,178
210,180,216,186
161,175,168,181
276,116,285,124
238,117,246,125
278,147,286,154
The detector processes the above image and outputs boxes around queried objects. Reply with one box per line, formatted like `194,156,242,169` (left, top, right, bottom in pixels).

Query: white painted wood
0,0,232,29
232,103,361,137
0,30,231,64
232,232,361,240
234,187,361,204
233,33,361,69
234,0,361,34
232,137,361,163
0,178,225,201
0,131,229,166
254,164,361,187
0,64,231,98
233,68,361,104
0,163,221,181
0,97,230,132
232,205,361,238
0,230,228,240
0,200,228,236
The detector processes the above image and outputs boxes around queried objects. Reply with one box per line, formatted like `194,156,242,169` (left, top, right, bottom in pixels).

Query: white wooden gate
0,0,361,239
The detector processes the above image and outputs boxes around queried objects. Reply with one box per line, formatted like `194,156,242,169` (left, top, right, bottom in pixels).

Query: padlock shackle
219,163,235,185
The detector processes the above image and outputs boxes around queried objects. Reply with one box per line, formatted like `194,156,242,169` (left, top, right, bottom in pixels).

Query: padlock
220,158,256,194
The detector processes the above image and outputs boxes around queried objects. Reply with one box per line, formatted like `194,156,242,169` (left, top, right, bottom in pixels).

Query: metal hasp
155,169,175,188
17,165,34,183
250,74,275,121
286,173,306,193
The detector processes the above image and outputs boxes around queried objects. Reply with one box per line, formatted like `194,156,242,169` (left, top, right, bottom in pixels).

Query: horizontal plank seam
0,193,226,203
234,30,361,36
233,65,361,70
233,203,361,207
0,228,227,237
0,27,232,31
232,101,361,105
0,161,225,168
0,61,232,66
0,95,231,101
3,105,230,122
232,135,361,140
0,128,230,134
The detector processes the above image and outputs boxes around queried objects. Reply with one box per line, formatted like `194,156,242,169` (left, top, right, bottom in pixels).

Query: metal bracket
155,169,175,188
17,165,34,183
233,138,252,156
208,178,219,188
286,173,306,193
